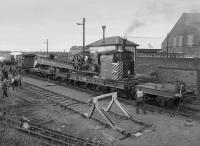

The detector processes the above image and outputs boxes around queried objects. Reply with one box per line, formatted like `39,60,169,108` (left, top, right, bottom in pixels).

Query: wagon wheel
72,54,83,70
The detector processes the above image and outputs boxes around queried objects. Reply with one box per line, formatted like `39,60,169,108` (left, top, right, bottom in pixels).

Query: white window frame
188,35,193,47
173,37,176,47
179,36,183,47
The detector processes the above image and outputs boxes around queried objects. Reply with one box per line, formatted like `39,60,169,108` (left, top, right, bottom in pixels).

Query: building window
173,37,176,47
179,36,183,47
188,35,193,47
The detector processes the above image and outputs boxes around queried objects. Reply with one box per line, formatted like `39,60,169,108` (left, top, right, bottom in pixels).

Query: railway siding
0,84,107,145
22,75,200,121
0,117,104,146
2,76,200,145
22,76,93,103
23,81,151,136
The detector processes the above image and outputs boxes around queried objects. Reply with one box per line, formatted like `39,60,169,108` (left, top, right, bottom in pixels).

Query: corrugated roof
87,36,139,47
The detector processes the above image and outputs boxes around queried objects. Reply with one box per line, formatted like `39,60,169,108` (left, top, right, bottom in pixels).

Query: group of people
1,66,22,98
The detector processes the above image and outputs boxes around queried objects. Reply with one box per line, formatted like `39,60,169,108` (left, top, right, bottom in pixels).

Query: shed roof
87,36,139,47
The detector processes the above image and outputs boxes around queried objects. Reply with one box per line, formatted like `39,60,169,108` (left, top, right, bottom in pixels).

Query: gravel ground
0,81,121,145
1,76,200,146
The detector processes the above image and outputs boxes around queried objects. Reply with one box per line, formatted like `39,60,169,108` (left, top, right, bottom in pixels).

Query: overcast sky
0,0,199,52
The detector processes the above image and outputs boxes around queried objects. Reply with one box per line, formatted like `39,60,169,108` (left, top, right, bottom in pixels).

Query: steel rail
0,117,105,146
23,82,118,127
23,82,151,136
22,74,200,121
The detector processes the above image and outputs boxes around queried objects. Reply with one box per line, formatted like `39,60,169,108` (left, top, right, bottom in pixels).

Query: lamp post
77,18,85,54
102,25,106,40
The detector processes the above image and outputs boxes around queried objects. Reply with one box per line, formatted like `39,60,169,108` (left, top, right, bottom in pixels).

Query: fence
137,52,184,58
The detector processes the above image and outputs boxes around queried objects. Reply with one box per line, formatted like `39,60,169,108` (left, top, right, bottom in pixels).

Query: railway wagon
69,49,135,97
30,57,72,78
136,82,186,106
27,53,187,106
28,49,135,98
16,53,37,72
23,38,188,106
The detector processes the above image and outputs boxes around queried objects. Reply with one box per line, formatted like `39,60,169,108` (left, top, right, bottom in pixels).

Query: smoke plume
124,19,144,37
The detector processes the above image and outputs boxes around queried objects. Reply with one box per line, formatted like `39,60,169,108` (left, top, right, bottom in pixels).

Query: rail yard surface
1,1,200,145
0,76,199,146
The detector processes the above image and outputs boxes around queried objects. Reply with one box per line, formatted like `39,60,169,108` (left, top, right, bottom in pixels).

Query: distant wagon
16,53,37,73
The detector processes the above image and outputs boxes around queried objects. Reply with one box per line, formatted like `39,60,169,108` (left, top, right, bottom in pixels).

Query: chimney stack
102,25,106,41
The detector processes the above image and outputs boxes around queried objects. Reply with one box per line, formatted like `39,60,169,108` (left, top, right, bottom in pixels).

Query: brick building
162,13,200,57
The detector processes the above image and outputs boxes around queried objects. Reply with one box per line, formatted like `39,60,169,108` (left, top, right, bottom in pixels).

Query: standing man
2,80,8,98
1,67,8,81
136,88,146,114
18,75,22,88
10,76,15,90
1,66,5,81
13,76,19,91
4,70,8,80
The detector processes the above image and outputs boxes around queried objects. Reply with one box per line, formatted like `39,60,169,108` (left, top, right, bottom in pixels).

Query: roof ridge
87,36,139,47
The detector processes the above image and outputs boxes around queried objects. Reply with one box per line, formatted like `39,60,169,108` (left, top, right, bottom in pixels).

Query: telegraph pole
83,18,85,53
134,46,137,79
166,34,169,58
77,18,85,54
46,39,48,55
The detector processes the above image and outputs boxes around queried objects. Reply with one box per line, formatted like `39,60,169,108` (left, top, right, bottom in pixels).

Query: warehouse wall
136,57,200,95
136,57,200,70
157,68,197,93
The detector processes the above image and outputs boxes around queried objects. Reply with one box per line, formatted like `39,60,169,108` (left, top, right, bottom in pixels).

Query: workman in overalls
18,75,22,88
2,80,8,98
136,88,146,114
1,67,5,81
10,77,15,90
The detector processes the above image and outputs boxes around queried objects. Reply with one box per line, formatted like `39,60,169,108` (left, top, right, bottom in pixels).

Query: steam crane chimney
102,25,106,42
122,38,127,51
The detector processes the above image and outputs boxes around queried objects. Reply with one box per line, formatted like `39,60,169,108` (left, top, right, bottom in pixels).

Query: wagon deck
136,83,177,99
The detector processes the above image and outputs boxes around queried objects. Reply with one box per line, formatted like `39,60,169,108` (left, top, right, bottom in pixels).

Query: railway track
23,74,200,121
23,82,109,125
119,96,200,121
22,81,151,135
23,74,102,96
0,116,105,146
